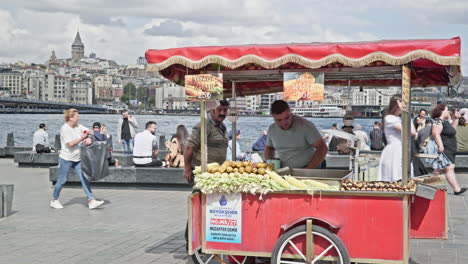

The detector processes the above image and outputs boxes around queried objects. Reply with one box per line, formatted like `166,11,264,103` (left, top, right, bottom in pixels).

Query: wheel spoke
204,254,215,264
311,245,334,264
230,256,242,264
279,260,307,264
287,240,307,261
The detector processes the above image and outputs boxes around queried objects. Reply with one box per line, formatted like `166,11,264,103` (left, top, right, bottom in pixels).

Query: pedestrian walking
50,108,104,209
431,104,467,195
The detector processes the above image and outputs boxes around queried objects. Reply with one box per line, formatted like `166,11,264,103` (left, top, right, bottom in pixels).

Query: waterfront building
44,73,71,102
0,70,23,97
137,57,147,65
154,82,195,110
24,69,46,100
70,79,93,104
94,74,113,101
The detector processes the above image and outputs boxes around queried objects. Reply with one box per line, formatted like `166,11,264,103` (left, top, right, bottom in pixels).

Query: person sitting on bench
132,121,162,167
33,123,54,153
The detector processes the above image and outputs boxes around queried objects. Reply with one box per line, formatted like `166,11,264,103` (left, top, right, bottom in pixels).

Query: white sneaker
50,200,64,209
88,199,104,209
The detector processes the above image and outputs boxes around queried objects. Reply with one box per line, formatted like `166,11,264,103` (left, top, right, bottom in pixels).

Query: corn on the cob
302,179,332,190
285,176,308,189
266,170,290,189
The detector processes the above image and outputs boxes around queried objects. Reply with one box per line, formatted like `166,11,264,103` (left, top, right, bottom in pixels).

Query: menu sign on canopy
185,74,223,101
283,72,324,101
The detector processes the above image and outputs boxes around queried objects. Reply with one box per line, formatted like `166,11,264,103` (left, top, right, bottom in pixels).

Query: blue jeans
122,138,134,154
53,158,94,201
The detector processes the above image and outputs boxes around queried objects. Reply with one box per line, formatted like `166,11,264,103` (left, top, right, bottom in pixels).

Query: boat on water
291,104,346,117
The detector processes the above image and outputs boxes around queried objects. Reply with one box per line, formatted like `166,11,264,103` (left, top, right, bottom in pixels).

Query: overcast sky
1,0,467,73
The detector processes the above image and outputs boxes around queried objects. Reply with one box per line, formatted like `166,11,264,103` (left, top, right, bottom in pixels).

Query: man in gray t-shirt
264,100,328,168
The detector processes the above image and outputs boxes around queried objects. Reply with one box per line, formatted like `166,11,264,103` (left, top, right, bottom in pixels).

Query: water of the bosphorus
0,114,379,151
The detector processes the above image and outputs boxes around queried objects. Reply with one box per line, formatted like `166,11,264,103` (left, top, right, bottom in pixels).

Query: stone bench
0,147,31,158
14,151,168,168
49,166,188,187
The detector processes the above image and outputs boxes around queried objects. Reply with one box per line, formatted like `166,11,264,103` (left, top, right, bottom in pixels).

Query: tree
122,83,136,104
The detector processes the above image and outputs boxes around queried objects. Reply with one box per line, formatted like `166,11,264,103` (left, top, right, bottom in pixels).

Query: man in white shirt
33,123,51,153
50,108,104,210
133,121,162,167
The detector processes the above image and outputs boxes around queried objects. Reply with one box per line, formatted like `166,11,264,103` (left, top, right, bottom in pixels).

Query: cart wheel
191,250,253,264
271,225,350,264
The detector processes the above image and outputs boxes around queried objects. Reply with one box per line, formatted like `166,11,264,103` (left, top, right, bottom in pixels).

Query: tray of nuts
341,179,417,193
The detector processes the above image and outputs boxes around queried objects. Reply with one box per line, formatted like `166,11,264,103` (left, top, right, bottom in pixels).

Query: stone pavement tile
458,254,468,264
409,251,430,264
2,160,468,264
150,252,189,264
428,248,458,264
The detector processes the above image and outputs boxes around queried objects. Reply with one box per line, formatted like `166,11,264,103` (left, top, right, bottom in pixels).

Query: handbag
424,139,452,169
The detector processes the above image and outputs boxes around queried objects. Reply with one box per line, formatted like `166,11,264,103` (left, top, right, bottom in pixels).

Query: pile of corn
193,162,338,194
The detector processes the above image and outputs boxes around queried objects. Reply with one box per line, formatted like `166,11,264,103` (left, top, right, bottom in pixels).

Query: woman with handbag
431,104,467,195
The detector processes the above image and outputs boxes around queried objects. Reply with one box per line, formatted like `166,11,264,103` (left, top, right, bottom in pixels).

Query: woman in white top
50,109,104,210
378,94,416,182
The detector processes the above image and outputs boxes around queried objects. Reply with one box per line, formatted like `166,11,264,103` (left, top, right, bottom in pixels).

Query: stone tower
71,31,85,61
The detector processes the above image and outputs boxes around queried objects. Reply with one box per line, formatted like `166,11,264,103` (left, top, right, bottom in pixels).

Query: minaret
71,31,85,61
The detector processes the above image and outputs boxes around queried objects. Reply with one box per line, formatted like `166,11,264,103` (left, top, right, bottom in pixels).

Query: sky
0,0,467,73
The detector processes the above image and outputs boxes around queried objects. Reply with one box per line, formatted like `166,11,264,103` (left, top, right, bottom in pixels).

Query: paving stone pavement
0,159,191,264
1,158,468,264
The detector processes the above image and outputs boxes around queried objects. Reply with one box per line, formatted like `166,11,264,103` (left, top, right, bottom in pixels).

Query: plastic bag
80,141,110,181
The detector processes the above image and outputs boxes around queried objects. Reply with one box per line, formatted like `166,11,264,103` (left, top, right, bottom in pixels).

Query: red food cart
146,37,461,264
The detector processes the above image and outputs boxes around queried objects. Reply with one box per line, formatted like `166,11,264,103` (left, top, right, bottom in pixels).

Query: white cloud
0,0,466,76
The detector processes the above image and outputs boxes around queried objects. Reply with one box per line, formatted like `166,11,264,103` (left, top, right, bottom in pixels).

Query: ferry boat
292,104,346,117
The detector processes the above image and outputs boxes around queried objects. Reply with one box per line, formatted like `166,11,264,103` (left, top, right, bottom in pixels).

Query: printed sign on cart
206,193,242,243
283,72,324,101
185,73,223,101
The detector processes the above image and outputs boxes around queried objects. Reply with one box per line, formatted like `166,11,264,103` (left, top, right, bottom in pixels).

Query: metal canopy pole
231,82,237,161
201,101,208,172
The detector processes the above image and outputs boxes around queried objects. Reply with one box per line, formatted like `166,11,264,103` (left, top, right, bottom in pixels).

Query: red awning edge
145,37,462,89
147,50,460,72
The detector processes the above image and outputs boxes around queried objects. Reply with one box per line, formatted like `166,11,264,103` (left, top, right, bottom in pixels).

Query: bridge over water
0,97,114,114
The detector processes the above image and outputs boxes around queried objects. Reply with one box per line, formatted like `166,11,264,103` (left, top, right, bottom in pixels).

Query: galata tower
71,31,85,61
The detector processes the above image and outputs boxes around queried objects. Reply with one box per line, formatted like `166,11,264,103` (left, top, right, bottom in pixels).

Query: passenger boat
292,104,346,117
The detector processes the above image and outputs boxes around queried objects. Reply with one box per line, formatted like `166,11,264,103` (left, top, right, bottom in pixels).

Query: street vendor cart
145,37,461,264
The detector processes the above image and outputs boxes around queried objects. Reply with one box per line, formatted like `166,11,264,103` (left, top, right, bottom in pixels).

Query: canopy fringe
147,50,460,72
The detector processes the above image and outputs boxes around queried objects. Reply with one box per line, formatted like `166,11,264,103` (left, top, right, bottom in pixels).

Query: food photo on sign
185,73,223,101
283,72,324,101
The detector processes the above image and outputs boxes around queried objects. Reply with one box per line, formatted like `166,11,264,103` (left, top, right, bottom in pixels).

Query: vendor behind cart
184,99,230,183
264,100,328,169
